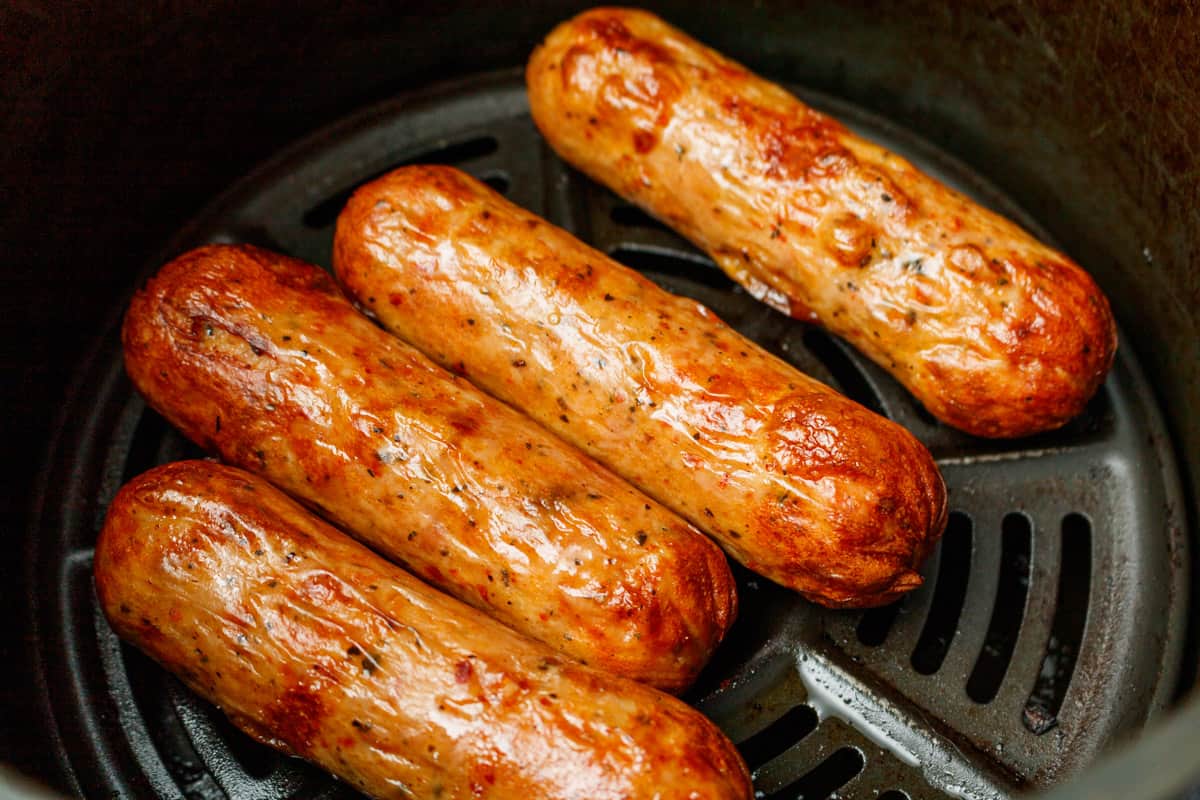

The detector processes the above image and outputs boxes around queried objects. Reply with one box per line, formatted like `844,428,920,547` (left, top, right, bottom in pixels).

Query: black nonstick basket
6,3,1199,800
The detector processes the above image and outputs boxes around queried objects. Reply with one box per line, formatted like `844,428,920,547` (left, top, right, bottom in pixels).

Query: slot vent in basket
608,246,735,292
302,135,500,229
736,704,819,770
910,512,973,675
967,512,1033,704
856,598,904,647
610,203,675,234
765,746,865,800
1024,512,1093,734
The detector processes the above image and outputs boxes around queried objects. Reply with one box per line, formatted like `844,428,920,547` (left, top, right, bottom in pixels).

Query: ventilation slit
608,247,736,292
210,713,283,779
123,653,209,788
684,562,800,702
480,171,510,193
801,328,886,417
610,203,675,233
1024,512,1092,734
735,704,818,769
910,512,973,674
766,747,865,800
856,598,904,647
302,135,500,229
967,512,1032,703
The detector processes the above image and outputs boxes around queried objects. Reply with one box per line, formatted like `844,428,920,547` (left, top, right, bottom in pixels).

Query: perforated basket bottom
29,70,1187,800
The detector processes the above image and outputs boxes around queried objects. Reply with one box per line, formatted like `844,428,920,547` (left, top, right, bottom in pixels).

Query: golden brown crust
95,461,753,800
526,7,1117,438
334,165,945,608
121,244,735,691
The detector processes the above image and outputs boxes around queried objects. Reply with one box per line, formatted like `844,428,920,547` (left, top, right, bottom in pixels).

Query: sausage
333,166,946,608
94,461,753,800
525,8,1117,439
121,244,735,692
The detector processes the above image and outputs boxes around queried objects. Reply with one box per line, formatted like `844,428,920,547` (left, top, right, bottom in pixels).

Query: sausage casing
525,7,1117,438
121,244,735,691
95,461,753,800
334,166,946,608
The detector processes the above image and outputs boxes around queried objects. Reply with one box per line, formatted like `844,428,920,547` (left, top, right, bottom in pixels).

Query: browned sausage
95,461,753,800
334,166,945,608
525,7,1117,438
121,244,735,692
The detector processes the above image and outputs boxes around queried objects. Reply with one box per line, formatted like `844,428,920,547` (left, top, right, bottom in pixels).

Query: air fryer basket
24,69,1191,800
9,2,1199,800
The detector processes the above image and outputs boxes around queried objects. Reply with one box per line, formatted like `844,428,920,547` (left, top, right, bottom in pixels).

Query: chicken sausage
334,166,945,607
525,7,1117,438
95,461,753,800
122,244,735,692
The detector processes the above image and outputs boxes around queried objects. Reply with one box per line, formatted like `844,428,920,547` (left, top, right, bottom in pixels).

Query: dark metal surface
25,70,1187,800
6,3,1199,799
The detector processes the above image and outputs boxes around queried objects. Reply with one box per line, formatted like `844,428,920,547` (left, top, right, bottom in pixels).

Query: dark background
3,0,1197,792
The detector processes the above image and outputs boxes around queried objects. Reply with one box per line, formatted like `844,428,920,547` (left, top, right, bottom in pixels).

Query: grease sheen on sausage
334,166,946,608
525,7,1117,438
95,461,753,800
121,244,735,692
